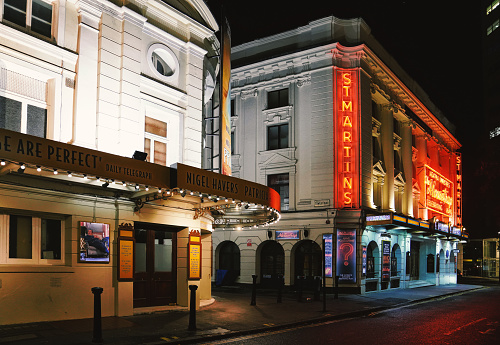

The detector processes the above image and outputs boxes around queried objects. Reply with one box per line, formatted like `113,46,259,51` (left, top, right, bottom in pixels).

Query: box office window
2,214,63,264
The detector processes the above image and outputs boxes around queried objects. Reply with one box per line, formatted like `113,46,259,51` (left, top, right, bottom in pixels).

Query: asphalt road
204,285,500,345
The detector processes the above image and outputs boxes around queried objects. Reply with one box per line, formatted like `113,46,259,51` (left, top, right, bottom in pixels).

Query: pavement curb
152,286,485,345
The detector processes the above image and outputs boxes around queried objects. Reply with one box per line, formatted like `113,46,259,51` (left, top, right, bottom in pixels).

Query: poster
118,239,134,281
79,221,110,263
188,230,202,280
382,240,391,282
336,229,356,282
323,234,333,278
362,245,367,276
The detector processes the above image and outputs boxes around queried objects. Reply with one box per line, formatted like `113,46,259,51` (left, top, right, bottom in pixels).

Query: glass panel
135,230,147,273
31,0,52,37
9,215,32,259
268,90,279,109
145,116,167,137
267,125,278,150
41,219,61,260
144,138,151,162
3,0,27,28
154,232,172,272
154,141,166,166
27,105,47,138
279,124,288,148
0,96,22,132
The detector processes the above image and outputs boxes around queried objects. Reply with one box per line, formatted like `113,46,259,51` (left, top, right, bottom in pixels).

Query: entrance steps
409,280,435,289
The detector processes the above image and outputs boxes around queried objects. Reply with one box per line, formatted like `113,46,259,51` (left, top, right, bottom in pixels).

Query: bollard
250,275,257,306
314,276,321,301
91,287,103,343
277,274,283,303
188,285,198,331
334,276,339,300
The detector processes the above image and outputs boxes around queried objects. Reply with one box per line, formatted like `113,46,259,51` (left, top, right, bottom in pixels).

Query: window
0,95,47,137
231,130,235,155
268,173,289,211
147,44,179,83
487,0,499,15
487,19,500,35
144,116,167,166
2,0,53,39
267,123,288,150
3,214,63,264
267,89,288,109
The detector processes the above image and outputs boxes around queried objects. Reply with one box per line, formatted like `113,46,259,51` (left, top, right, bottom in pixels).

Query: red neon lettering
343,116,352,127
343,146,352,157
343,131,352,142
343,177,352,189
342,101,352,112
344,192,352,204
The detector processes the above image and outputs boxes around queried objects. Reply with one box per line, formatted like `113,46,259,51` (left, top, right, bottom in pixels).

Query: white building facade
213,17,466,293
0,0,280,325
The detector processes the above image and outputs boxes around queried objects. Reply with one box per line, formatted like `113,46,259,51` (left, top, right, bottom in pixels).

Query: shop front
0,128,280,325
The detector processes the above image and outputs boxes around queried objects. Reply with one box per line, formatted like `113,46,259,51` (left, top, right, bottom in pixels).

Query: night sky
205,0,487,238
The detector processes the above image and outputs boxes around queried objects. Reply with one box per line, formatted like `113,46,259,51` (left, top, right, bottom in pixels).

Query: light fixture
20,163,25,170
83,174,88,179
53,169,58,175
36,166,41,172
135,184,140,190
158,188,162,194
0,159,5,166
67,171,72,177
244,204,250,209
145,186,149,191
181,190,186,197
132,150,148,161
102,181,109,188
122,181,126,186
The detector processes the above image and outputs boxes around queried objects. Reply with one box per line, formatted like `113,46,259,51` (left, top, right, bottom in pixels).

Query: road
203,285,500,345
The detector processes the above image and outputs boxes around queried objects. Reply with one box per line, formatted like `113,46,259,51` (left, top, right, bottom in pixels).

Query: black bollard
250,275,257,306
277,274,283,303
91,287,103,343
314,276,321,301
334,276,339,300
188,285,198,331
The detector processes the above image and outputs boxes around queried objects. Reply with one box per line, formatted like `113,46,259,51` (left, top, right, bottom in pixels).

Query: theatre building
213,16,467,292
0,0,280,325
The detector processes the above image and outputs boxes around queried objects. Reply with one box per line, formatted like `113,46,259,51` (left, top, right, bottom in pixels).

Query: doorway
133,225,178,308
294,240,322,289
409,241,420,280
260,240,284,288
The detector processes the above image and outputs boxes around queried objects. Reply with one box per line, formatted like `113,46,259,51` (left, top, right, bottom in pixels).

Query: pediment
373,160,386,177
258,148,297,168
394,171,406,186
412,178,421,194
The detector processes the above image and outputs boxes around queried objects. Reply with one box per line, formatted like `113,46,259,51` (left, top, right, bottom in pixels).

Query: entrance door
134,229,177,308
294,240,322,289
410,241,420,280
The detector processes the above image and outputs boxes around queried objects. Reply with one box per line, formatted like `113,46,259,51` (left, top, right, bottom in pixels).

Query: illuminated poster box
79,221,110,263
276,230,299,240
336,229,356,283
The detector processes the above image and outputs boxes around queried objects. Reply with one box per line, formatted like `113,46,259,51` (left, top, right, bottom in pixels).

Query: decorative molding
393,133,402,151
412,147,418,162
240,88,258,100
263,106,292,123
296,74,311,87
372,117,382,137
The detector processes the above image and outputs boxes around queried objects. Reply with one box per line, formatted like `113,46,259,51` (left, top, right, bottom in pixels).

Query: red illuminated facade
215,16,465,294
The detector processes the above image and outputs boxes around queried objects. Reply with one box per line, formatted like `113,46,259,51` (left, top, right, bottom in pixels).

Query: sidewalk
0,283,485,345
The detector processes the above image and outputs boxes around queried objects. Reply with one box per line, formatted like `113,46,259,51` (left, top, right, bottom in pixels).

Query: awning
0,128,280,229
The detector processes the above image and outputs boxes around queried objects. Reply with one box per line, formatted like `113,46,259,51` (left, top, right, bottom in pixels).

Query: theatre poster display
79,221,110,263
336,229,356,283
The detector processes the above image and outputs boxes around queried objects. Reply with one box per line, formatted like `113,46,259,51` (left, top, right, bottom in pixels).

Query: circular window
147,44,179,81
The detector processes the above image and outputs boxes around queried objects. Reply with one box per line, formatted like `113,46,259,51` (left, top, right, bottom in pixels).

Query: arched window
261,241,284,280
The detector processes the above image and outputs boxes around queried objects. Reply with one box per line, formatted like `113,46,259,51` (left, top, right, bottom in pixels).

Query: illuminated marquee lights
455,153,462,227
335,69,359,208
424,165,454,217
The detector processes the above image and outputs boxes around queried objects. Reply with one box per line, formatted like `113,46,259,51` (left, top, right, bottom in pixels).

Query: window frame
267,123,289,150
1,0,55,41
144,116,168,166
267,88,289,109
267,173,290,211
0,91,48,138
1,213,65,265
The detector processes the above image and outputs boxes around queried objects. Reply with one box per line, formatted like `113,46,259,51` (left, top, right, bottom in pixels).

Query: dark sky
205,0,486,237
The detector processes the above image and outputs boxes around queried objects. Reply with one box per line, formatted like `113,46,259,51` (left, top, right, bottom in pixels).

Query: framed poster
79,221,110,263
117,223,134,281
382,240,391,282
323,234,333,278
188,230,202,280
336,229,356,283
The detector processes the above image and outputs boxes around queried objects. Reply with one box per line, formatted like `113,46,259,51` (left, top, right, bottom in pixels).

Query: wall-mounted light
20,163,25,170
36,166,41,172
0,159,5,166
102,181,109,188
67,171,72,177
53,169,58,175
122,181,126,186
83,174,88,179
135,184,140,190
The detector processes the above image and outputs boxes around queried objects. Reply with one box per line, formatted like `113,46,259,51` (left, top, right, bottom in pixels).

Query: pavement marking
444,317,487,336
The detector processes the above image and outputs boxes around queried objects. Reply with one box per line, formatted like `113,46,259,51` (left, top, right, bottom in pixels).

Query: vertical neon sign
335,69,359,208
455,153,462,227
